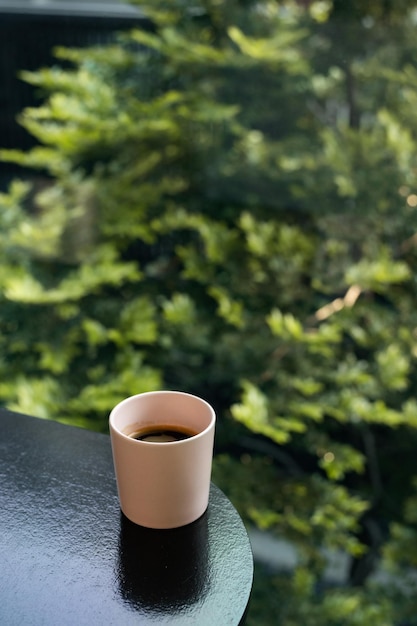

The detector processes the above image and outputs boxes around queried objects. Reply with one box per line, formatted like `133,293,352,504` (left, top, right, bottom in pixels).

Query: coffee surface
128,424,197,443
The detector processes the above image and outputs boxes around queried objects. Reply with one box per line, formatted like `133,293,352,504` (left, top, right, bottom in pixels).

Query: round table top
0,408,253,625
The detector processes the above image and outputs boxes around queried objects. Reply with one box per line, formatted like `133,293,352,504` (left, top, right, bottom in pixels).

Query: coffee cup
109,390,216,529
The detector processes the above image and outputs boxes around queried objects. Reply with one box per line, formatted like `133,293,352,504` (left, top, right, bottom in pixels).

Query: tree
3,0,417,622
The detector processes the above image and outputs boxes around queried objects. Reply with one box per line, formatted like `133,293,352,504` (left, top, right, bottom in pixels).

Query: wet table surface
0,408,253,625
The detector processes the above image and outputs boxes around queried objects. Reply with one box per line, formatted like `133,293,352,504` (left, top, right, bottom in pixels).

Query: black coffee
128,424,196,443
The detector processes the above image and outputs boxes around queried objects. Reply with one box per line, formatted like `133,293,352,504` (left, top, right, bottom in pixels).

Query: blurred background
2,1,417,624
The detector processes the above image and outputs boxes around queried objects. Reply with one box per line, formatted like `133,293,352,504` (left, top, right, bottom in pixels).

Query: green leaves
4,246,140,305
228,25,309,71
345,254,411,292
162,293,196,325
82,296,157,348
3,1,417,622
231,381,297,444
267,309,305,341
376,343,410,391
213,455,368,558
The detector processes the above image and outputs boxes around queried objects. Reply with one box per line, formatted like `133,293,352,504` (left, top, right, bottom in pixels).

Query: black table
0,409,253,625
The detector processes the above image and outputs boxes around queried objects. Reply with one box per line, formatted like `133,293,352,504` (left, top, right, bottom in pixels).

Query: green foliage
3,0,417,621
212,455,368,562
246,563,394,626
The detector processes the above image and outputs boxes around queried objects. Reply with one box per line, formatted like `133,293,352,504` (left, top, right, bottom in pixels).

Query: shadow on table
116,511,210,616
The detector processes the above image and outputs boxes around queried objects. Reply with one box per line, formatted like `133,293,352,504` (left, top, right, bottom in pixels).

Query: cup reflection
117,511,209,616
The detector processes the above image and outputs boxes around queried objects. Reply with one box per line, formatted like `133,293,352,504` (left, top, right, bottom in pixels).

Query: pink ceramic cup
109,390,216,529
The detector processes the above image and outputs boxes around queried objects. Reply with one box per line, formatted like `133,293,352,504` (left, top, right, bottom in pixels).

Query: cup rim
109,390,216,445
